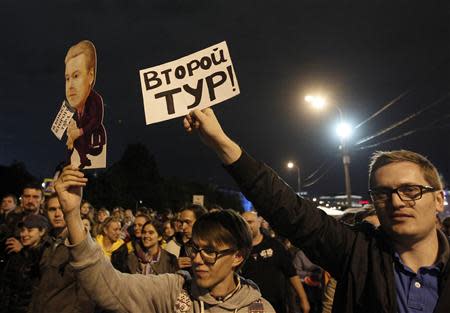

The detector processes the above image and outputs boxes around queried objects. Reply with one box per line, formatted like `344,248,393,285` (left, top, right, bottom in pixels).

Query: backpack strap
248,299,265,313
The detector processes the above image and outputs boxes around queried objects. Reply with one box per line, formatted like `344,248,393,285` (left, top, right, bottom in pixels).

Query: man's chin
194,277,212,289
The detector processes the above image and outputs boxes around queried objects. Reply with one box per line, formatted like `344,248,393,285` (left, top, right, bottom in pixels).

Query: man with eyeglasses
183,108,449,313
53,169,275,312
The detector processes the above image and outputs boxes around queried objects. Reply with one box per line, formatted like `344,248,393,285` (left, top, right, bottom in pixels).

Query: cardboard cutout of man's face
65,53,94,110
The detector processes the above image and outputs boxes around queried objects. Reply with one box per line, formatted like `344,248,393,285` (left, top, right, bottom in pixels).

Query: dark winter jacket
225,151,450,313
0,242,45,313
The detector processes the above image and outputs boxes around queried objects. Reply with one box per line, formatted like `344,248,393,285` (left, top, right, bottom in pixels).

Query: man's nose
67,77,74,88
390,192,406,208
192,251,204,265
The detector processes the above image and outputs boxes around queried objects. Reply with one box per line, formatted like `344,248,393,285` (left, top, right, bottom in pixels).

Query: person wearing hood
54,171,274,313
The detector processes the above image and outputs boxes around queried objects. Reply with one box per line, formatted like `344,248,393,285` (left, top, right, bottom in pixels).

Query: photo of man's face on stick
64,40,107,169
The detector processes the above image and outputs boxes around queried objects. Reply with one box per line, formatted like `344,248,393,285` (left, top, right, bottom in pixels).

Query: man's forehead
65,53,90,73
23,188,42,196
47,197,60,207
373,161,427,186
135,216,147,223
193,237,231,250
180,210,195,220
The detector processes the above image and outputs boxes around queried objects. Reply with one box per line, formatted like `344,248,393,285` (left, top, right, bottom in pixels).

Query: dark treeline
0,143,245,212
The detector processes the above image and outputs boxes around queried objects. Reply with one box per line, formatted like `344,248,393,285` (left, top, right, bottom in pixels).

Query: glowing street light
287,161,301,194
305,94,353,207
336,122,352,140
305,95,327,110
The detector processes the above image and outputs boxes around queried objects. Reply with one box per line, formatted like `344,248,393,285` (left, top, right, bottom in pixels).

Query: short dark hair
192,209,252,271
2,194,17,205
141,220,164,243
180,204,207,220
44,193,59,211
22,182,44,197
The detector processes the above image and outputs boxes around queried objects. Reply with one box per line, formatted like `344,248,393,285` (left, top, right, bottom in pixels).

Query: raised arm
184,108,359,278
183,108,241,165
54,166,183,312
54,165,87,245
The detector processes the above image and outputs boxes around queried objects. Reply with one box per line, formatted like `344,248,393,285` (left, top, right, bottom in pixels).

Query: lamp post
336,123,352,208
287,161,301,194
305,95,353,207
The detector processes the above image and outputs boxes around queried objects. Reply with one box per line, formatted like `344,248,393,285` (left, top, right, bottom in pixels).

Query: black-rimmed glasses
187,244,236,265
369,184,436,202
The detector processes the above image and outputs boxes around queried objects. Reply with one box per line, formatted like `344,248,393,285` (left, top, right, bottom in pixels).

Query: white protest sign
139,41,240,125
51,100,75,140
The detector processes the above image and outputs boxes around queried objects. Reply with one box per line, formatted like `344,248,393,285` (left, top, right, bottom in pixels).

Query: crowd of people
0,182,327,313
0,107,448,313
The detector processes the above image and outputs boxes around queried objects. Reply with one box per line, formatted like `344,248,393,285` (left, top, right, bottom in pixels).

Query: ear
435,191,445,213
88,68,94,87
232,251,244,268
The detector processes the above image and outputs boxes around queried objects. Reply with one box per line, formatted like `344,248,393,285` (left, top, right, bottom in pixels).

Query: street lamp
306,94,353,207
287,161,301,194
336,123,353,208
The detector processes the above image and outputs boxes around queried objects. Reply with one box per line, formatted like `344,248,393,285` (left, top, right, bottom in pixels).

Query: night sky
1,1,449,197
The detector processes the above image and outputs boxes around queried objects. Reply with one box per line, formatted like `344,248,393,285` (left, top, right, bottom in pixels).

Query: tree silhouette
0,162,37,198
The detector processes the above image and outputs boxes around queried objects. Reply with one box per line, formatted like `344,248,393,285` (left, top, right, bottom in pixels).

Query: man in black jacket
183,108,449,313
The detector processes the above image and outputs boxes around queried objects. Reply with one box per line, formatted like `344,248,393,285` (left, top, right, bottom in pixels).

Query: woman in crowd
0,215,49,313
80,201,95,221
96,217,132,273
82,216,95,237
127,220,178,275
162,218,176,242
92,207,109,237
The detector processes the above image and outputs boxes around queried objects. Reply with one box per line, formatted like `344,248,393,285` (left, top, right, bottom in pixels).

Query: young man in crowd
29,194,95,313
184,108,449,313
177,204,207,270
0,194,18,222
54,169,274,312
4,184,46,256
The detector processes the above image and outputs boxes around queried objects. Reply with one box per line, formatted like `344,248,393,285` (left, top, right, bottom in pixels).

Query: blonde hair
65,40,97,86
368,150,443,190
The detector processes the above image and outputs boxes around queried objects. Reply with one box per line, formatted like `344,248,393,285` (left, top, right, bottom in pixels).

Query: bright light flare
287,161,294,169
305,95,326,110
336,122,352,139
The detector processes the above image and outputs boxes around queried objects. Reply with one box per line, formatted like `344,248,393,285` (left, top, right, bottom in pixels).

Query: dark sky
1,1,449,197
